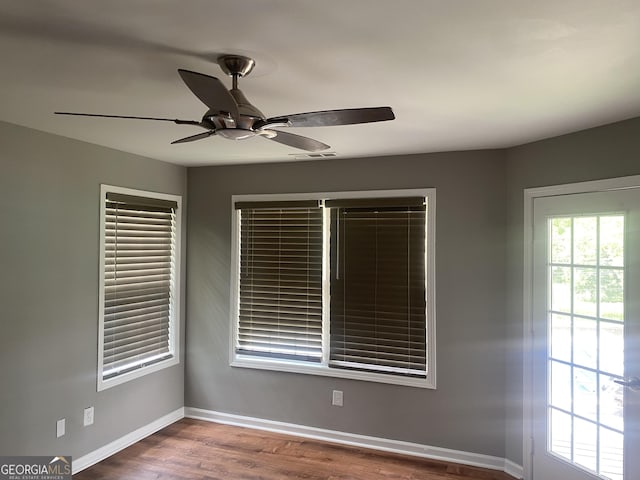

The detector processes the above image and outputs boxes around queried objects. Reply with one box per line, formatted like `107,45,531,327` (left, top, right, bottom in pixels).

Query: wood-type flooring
73,418,515,480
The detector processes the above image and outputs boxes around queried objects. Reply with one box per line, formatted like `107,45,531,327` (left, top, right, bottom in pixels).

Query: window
231,190,435,388
97,185,181,391
236,200,324,362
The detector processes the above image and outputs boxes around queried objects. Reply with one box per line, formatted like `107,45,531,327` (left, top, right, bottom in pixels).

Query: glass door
532,189,640,480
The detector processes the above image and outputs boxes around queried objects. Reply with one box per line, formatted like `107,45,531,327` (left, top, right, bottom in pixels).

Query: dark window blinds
102,192,177,379
236,201,323,361
235,196,427,379
328,199,427,377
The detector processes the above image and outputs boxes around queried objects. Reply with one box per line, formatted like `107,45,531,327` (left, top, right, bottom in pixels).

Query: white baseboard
504,459,524,479
185,407,523,478
72,407,184,474
71,405,524,479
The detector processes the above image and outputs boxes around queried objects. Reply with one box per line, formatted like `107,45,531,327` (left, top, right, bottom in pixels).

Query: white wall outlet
332,390,343,407
56,418,65,438
83,406,94,426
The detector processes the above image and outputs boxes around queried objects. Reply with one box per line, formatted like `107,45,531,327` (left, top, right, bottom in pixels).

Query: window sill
230,355,435,389
97,355,179,391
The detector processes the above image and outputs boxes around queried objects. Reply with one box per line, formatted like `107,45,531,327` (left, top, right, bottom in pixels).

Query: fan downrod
217,55,256,78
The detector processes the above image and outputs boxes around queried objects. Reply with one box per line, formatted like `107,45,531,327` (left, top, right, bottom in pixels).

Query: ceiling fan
55,55,395,152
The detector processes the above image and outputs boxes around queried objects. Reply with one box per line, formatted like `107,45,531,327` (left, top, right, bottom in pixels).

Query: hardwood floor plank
74,418,515,480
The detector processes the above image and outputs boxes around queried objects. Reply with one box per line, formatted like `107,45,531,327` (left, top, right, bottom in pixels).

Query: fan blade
264,130,330,152
178,69,239,119
54,111,202,126
256,107,395,129
171,130,215,144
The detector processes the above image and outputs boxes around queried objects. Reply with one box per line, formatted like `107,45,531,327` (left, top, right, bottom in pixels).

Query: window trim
97,184,182,392
229,188,436,389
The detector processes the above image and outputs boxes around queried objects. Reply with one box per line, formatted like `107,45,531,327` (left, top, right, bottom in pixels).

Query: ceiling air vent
289,152,338,159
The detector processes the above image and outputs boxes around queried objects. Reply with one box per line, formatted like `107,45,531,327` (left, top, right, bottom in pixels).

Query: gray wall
504,116,640,465
3,114,638,468
185,150,509,457
0,121,187,458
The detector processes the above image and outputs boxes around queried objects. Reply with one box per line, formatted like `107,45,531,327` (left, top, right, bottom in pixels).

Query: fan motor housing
230,89,265,121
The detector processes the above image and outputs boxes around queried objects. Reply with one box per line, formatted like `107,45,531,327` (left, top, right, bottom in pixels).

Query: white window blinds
236,201,323,362
102,192,178,380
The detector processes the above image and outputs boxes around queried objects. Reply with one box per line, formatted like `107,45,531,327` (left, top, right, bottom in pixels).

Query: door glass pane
551,360,571,411
574,267,597,317
574,417,597,472
574,318,597,369
551,266,572,313
600,269,624,321
600,374,624,432
600,216,624,267
573,367,597,421
551,314,572,363
574,216,597,265
552,217,572,264
600,322,624,377
550,408,572,462
547,214,625,479
600,427,624,480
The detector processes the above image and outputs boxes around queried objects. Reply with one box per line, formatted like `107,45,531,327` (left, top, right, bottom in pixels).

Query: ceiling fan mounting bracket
217,55,256,78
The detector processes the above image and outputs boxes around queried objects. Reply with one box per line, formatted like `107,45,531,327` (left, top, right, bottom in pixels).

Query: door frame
522,175,640,480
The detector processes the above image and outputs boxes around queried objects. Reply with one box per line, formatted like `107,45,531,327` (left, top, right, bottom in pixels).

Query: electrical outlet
332,390,343,407
83,406,94,426
56,418,65,438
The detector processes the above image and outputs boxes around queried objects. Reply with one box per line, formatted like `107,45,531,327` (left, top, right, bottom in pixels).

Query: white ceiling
1,0,639,166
